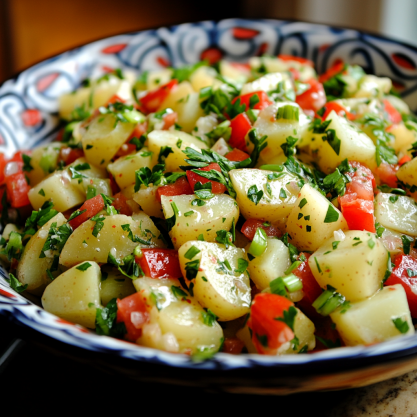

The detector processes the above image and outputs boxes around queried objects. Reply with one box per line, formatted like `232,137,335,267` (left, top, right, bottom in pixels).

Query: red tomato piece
247,293,295,355
5,171,30,208
108,173,120,195
278,54,314,67
225,148,250,162
162,111,178,130
241,219,280,241
318,60,345,83
9,150,29,163
375,162,399,188
116,122,147,157
186,162,227,194
346,161,376,189
139,79,178,113
112,192,132,216
222,337,245,354
156,176,194,202
292,253,323,319
68,194,105,229
338,197,376,233
116,292,150,342
398,155,412,166
0,153,7,184
230,91,272,113
136,249,183,279
59,147,85,166
385,254,417,317
295,78,326,115
229,112,251,151
383,99,402,124
321,101,355,121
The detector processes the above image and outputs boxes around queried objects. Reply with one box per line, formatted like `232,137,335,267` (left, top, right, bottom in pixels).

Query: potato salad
1,55,417,358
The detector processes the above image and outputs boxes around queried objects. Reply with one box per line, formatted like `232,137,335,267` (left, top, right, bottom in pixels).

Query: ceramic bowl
1,18,417,395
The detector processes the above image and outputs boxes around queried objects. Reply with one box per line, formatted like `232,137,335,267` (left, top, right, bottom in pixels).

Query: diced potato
60,214,165,267
42,261,102,328
100,266,135,306
161,194,239,250
286,184,348,251
59,76,133,120
219,61,249,84
68,157,109,194
26,142,65,186
246,238,291,290
175,92,205,132
240,71,292,95
147,130,208,172
249,102,302,161
309,230,388,302
119,184,141,213
146,69,173,91
236,325,257,353
159,81,194,111
133,277,223,354
28,170,85,212
314,110,376,173
229,168,300,229
375,193,417,237
17,213,67,295
353,75,392,99
189,66,220,92
107,148,152,190
133,185,163,218
389,123,416,152
82,114,136,168
178,241,251,321
330,284,414,346
397,157,417,188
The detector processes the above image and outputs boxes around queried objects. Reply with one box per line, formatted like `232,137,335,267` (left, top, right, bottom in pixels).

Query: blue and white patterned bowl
2,19,417,394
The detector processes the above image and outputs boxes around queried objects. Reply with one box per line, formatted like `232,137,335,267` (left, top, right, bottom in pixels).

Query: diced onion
334,229,346,241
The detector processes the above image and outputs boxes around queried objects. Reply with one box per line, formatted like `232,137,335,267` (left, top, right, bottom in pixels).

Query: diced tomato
241,219,280,241
229,112,251,151
383,99,402,124
318,60,345,83
346,161,376,189
136,249,183,279
112,192,132,216
385,254,417,317
321,102,355,121
230,91,272,113
162,111,178,130
106,94,126,105
345,178,374,201
0,153,7,184
375,162,398,188
139,79,178,113
222,337,245,354
59,147,85,166
186,162,227,194
398,155,412,166
117,292,150,342
116,122,147,157
225,148,250,162
247,293,295,355
68,194,105,229
108,173,120,195
293,253,323,319
288,68,300,81
338,197,376,233
5,171,30,208
229,62,251,73
278,54,314,67
9,150,29,163
295,78,326,115
156,176,193,202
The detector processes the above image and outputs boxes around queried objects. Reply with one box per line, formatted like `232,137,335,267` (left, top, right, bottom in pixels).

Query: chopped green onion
259,164,284,172
312,285,345,316
249,228,267,257
276,105,299,121
282,274,303,293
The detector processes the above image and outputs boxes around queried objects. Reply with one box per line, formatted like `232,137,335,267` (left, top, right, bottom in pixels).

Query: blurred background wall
1,0,416,83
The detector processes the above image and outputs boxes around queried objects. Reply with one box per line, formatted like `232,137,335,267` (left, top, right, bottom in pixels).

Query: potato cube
397,157,417,188
42,261,102,328
100,266,135,306
330,284,414,346
133,185,163,218
309,230,389,302
286,184,348,252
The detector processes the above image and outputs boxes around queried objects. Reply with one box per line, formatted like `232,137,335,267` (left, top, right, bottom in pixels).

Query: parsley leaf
247,185,263,205
274,305,297,331
6,273,28,293
95,298,126,338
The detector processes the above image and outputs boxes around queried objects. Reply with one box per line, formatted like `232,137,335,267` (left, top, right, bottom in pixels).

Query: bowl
1,18,417,395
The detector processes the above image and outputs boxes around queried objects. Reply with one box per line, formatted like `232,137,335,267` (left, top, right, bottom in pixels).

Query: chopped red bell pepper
318,60,345,83
136,248,183,279
0,153,7,184
117,292,150,341
186,162,226,194
156,176,193,202
68,194,105,229
398,155,412,166
383,99,402,124
385,254,417,317
116,122,148,157
295,78,326,115
229,112,251,151
139,79,178,113
247,293,295,355
241,219,280,241
321,101,355,121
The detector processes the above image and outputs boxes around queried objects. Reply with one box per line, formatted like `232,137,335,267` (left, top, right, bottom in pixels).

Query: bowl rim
1,17,417,374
